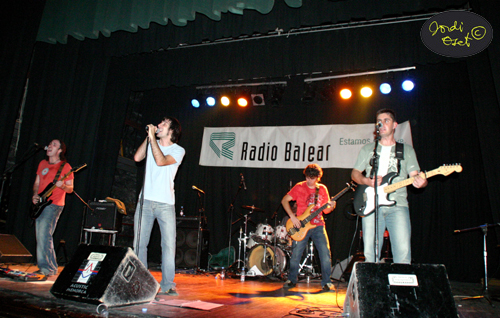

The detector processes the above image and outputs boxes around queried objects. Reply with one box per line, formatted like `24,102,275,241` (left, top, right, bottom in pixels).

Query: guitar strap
314,185,319,206
53,162,66,183
395,142,404,175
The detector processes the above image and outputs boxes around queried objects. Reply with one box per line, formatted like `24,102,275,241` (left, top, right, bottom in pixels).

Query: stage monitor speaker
0,234,32,263
50,244,159,307
343,262,458,318
176,217,209,269
84,201,122,232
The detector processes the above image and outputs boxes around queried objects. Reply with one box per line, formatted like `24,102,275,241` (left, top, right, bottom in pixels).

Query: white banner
199,121,413,169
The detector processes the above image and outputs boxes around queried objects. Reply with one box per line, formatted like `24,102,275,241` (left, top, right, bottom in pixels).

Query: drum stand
299,240,318,281
233,213,251,272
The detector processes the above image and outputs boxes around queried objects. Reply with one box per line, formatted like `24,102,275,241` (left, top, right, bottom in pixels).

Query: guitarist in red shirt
281,164,336,291
31,139,74,277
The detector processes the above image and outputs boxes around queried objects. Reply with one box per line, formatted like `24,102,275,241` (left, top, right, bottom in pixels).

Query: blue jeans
362,206,411,264
288,226,332,287
35,204,63,275
134,199,176,291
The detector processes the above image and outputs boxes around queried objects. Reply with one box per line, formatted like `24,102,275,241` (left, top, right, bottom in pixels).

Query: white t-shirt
143,142,185,205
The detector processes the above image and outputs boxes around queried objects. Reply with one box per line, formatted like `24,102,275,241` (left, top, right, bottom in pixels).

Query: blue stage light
379,83,392,94
402,80,414,92
191,99,200,108
206,96,216,106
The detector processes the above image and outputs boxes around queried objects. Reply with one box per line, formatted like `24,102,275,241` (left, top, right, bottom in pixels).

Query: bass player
281,163,336,291
351,108,427,264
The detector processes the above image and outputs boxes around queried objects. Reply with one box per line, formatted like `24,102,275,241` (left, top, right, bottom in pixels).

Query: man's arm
134,138,148,162
150,140,178,166
351,168,382,188
282,194,302,229
32,175,40,204
56,179,74,193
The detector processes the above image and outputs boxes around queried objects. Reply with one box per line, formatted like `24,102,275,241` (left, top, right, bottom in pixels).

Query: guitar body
31,183,55,219
285,204,317,242
353,172,398,217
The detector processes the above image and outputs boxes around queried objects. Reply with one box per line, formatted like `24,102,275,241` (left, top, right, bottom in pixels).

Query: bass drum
246,244,287,276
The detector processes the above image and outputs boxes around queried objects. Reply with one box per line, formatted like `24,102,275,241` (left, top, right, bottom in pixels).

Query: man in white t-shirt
133,116,185,296
351,109,427,264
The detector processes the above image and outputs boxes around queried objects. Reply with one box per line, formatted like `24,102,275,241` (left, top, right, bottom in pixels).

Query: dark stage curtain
3,0,500,283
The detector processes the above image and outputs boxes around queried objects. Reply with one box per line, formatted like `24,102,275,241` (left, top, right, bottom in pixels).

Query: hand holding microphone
145,124,156,141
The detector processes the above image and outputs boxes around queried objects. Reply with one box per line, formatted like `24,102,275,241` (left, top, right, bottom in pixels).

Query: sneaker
322,282,335,291
283,280,296,289
158,288,178,296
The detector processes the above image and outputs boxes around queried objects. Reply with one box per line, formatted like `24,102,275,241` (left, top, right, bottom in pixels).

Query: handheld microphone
240,173,247,190
145,126,149,132
376,121,383,129
192,185,205,194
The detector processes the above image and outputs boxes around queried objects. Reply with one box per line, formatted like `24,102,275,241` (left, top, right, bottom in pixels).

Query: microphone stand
455,223,500,306
135,139,149,258
195,190,206,272
226,176,245,269
370,130,381,263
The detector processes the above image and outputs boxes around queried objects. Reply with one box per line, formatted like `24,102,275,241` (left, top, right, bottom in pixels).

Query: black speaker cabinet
0,234,32,263
176,217,209,269
50,244,159,307
344,262,458,318
84,201,122,232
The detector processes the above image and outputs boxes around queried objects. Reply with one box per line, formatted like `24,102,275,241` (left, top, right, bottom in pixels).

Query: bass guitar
286,182,355,241
353,164,462,217
30,163,87,220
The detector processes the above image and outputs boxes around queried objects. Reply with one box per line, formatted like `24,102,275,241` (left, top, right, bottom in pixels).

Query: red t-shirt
36,160,73,206
287,181,330,226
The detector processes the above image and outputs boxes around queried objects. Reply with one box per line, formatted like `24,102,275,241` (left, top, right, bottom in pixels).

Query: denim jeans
288,225,332,287
362,205,411,264
35,204,63,275
134,199,176,291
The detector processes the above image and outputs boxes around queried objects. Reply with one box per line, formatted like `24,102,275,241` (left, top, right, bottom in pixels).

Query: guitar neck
303,185,352,223
383,168,438,193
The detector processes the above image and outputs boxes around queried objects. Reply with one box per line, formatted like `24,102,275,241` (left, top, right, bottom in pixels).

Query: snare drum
246,244,287,276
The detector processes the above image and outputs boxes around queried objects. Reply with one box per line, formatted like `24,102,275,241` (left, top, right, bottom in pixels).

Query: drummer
281,164,336,291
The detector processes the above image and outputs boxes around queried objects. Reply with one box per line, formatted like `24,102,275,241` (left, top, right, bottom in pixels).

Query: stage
0,264,500,317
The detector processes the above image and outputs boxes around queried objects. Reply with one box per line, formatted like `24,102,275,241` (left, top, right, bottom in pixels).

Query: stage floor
1,264,500,317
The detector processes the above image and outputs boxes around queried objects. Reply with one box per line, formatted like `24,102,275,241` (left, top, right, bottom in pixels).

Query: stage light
251,94,265,106
402,80,414,92
237,97,248,107
269,85,285,107
220,95,230,106
340,88,352,100
360,86,373,98
380,83,392,94
206,96,216,106
191,98,201,108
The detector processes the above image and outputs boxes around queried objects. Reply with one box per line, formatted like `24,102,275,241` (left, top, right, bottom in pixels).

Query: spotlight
360,86,373,98
402,80,414,92
269,85,285,107
206,96,216,106
340,88,352,100
237,97,248,107
191,98,201,108
380,83,392,94
302,82,316,102
220,95,230,107
251,94,265,106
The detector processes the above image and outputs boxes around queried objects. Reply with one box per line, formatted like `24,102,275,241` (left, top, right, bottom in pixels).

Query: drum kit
236,205,292,278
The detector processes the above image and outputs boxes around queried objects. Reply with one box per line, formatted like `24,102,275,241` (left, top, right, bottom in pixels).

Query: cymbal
241,205,265,212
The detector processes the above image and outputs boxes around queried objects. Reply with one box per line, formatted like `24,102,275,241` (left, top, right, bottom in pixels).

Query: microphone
240,173,247,190
145,126,149,132
34,143,48,150
376,121,383,129
192,185,205,194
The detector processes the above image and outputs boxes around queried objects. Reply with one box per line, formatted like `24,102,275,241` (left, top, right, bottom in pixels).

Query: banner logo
421,11,493,58
210,132,236,160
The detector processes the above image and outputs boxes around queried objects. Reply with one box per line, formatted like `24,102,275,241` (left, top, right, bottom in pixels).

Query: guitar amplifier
84,201,122,232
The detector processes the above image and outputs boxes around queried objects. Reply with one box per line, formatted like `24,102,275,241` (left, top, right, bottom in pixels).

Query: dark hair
303,163,323,181
50,139,66,161
376,108,396,121
163,116,182,143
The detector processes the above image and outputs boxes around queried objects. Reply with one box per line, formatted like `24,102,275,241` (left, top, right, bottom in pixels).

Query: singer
31,139,74,277
133,116,185,296
281,163,336,291
351,108,427,264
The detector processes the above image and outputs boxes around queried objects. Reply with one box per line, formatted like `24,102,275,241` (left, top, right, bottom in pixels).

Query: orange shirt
36,160,73,206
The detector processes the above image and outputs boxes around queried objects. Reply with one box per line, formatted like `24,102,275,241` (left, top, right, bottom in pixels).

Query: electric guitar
30,163,87,220
353,164,462,217
286,182,356,241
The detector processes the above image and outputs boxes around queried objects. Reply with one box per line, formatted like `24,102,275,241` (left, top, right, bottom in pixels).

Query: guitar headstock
346,181,357,191
437,164,463,176
72,163,87,173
